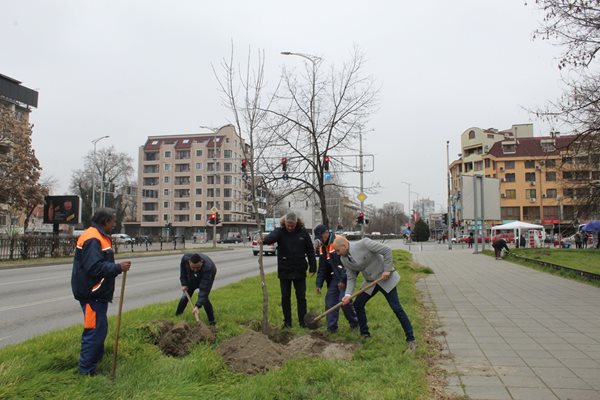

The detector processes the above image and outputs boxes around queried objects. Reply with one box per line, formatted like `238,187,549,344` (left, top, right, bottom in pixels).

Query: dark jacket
316,231,347,288
179,253,217,307
263,224,316,279
492,238,509,251
71,223,123,302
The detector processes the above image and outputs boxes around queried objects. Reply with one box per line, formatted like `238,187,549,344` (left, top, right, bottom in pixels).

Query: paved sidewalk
412,246,600,400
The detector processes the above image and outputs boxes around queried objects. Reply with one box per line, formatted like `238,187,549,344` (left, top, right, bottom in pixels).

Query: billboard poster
43,195,81,224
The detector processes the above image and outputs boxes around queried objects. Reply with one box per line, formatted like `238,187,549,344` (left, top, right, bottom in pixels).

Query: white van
111,233,134,244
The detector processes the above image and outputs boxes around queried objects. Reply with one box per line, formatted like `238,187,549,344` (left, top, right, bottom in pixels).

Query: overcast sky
2,0,565,212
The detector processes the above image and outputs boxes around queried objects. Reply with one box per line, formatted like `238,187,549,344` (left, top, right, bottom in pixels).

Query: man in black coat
175,253,217,324
492,238,510,260
262,212,317,328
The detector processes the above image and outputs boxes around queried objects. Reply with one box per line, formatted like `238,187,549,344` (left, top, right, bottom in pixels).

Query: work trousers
353,285,415,341
279,278,307,327
78,300,108,375
325,280,358,332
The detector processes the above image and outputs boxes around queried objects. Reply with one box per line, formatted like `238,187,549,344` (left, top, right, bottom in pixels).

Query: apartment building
0,73,39,233
450,124,599,232
136,125,261,240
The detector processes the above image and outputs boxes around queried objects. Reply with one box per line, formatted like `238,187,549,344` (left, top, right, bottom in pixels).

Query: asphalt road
0,247,277,348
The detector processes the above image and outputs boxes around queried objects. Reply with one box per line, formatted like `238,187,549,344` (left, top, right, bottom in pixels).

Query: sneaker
361,333,371,339
406,340,417,352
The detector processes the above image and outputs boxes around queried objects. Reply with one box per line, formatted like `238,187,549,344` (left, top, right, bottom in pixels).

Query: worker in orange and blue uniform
314,224,358,334
71,208,131,375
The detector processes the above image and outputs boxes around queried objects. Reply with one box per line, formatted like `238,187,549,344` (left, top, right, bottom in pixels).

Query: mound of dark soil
140,320,216,357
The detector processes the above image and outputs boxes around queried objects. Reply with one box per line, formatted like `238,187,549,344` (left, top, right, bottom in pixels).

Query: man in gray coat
334,236,416,351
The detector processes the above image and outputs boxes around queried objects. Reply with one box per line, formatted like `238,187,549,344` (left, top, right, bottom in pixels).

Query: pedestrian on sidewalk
468,232,474,248
492,238,510,260
175,253,217,325
313,224,358,334
333,236,416,351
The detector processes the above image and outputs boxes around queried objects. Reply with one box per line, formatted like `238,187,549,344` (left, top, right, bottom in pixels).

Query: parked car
220,233,244,244
252,232,277,256
452,235,469,243
111,233,134,244
491,233,515,243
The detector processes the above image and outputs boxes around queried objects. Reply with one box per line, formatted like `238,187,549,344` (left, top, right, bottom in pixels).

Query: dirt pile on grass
140,320,216,357
216,329,359,374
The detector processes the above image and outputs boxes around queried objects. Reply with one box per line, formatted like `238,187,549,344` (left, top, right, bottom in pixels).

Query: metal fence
0,236,76,261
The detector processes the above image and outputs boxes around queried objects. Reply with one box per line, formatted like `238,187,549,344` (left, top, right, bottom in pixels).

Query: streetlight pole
401,181,411,225
447,140,452,249
359,130,365,238
281,51,321,229
200,125,229,248
91,135,109,216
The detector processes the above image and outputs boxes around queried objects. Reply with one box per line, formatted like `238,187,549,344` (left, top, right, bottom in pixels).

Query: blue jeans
325,280,358,332
353,285,415,341
279,278,307,327
78,301,108,375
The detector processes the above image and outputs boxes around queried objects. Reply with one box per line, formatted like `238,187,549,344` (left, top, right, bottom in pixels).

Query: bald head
333,236,350,256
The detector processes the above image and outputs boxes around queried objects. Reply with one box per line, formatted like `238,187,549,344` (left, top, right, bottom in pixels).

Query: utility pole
447,140,452,250
91,135,109,216
359,130,365,238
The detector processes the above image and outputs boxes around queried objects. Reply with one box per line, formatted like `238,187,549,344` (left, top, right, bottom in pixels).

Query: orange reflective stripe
76,227,112,250
84,304,96,329
91,278,105,292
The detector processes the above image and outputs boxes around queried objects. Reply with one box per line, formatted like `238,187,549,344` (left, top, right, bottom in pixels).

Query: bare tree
70,146,134,229
531,0,600,217
214,44,279,333
264,47,379,226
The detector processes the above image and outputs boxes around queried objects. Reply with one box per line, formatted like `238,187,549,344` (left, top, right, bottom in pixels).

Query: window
174,189,190,198
142,215,158,222
468,130,476,139
505,189,516,199
562,156,572,164
502,144,516,154
545,171,556,181
175,176,190,185
143,165,159,173
545,159,556,168
182,139,190,144
546,189,557,198
143,177,158,186
164,201,169,208
207,189,214,197
163,214,169,222
195,175,202,182
224,175,232,185
501,207,520,220
525,189,536,199
176,150,190,159
523,206,540,221
564,188,575,198
164,176,169,183
195,162,202,170
543,206,559,219
504,173,516,182
195,188,202,195
524,160,535,169
525,172,536,182
196,149,203,157
223,188,232,197
474,161,483,171
164,189,169,196
164,164,170,172
144,152,158,161
164,151,171,158
195,214,202,221
195,201,202,208
224,162,232,172
563,171,573,180
224,201,232,211
175,163,190,172
484,159,490,168
224,150,232,158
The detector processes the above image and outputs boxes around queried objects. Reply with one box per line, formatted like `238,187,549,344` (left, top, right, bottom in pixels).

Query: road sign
210,207,219,214
357,192,367,202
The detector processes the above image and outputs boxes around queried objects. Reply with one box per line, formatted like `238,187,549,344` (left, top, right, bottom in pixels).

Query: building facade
136,125,259,240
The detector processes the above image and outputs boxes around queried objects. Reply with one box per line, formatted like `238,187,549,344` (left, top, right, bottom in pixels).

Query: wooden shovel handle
183,289,200,322
311,275,387,322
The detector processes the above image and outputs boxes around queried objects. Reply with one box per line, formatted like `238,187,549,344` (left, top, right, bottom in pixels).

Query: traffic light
241,159,247,173
443,213,448,225
215,212,220,225
208,213,216,225
356,212,364,224
281,157,288,172
323,155,330,171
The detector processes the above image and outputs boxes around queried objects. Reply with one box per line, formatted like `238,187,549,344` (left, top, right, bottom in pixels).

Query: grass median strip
0,250,438,400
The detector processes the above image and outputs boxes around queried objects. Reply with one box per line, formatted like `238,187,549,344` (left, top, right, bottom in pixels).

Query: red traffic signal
208,213,216,225
323,155,330,171
241,159,247,173
356,212,364,224
281,157,288,172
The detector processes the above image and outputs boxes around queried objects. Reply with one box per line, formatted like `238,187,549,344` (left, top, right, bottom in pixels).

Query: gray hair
285,212,297,222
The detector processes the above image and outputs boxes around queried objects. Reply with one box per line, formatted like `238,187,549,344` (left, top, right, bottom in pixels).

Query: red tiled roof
487,135,578,158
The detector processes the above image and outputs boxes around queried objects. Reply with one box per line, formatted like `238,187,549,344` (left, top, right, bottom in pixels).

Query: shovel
183,289,200,322
304,275,386,329
110,270,127,382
